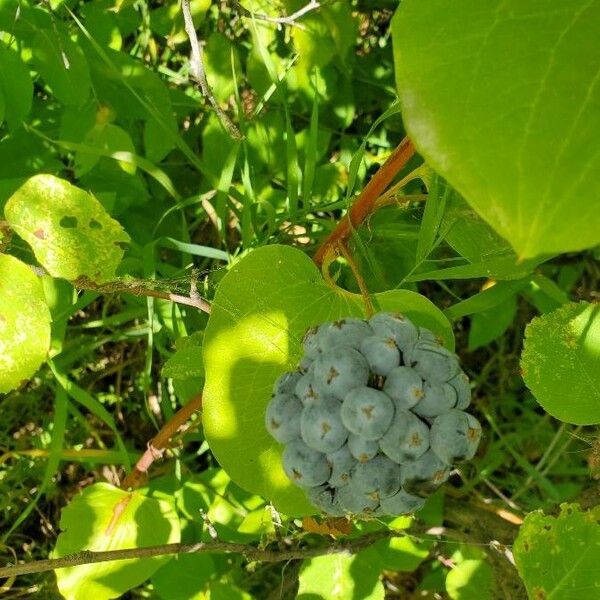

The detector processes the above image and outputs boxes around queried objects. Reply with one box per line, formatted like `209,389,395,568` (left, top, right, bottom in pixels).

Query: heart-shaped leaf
4,174,130,282
521,302,600,425
0,254,51,394
54,483,180,600
202,245,453,516
392,0,600,258
514,504,600,599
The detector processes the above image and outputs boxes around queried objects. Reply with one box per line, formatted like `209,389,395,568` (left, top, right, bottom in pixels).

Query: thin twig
231,0,321,27
0,527,433,579
181,0,243,140
74,276,212,315
121,394,203,490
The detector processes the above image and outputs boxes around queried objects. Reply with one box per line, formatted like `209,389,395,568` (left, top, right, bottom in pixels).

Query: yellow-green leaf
0,254,51,393
4,174,130,282
203,245,453,516
54,483,180,600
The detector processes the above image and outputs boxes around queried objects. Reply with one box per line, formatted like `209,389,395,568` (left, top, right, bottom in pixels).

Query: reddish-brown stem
313,137,415,266
121,394,203,490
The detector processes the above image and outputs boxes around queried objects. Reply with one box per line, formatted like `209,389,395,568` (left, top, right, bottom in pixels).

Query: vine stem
181,0,243,140
313,137,416,266
74,276,212,315
0,498,526,581
121,394,203,491
230,0,321,27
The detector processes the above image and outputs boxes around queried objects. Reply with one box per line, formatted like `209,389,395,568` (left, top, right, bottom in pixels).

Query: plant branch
121,394,203,491
74,276,212,315
181,0,243,140
230,0,321,27
0,526,438,579
313,137,416,266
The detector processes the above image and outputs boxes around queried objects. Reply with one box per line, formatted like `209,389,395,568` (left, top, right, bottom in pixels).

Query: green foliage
4,174,130,282
514,504,600,599
202,244,453,515
54,482,180,600
297,553,385,600
0,0,597,597
392,0,600,258
521,302,600,425
446,558,493,600
0,253,51,393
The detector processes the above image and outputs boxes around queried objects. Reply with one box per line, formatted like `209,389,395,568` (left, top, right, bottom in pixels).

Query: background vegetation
0,0,598,598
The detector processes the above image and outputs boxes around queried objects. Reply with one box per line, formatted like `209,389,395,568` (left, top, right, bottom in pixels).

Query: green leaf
202,245,453,516
152,553,215,600
4,174,130,282
441,191,544,280
358,527,431,573
297,553,384,600
0,44,33,128
75,123,137,177
31,26,91,106
521,302,600,425
392,0,600,258
513,504,600,599
162,332,204,404
54,482,180,600
446,559,493,600
468,295,517,351
0,254,51,394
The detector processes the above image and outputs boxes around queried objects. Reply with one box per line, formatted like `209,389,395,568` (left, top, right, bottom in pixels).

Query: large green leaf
31,25,91,107
521,302,600,425
202,245,453,516
54,482,180,600
513,504,600,599
0,44,33,128
392,0,600,258
297,553,384,600
4,174,130,282
0,254,51,393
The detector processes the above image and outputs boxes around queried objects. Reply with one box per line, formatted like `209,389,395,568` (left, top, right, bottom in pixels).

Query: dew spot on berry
270,419,280,429
332,320,346,329
292,469,302,481
321,422,332,435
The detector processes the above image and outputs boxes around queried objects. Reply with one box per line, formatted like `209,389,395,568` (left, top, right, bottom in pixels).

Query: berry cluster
265,313,482,518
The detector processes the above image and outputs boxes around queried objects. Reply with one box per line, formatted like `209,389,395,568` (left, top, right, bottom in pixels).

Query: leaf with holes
513,504,600,599
54,482,180,600
393,0,600,258
0,254,51,394
4,174,130,282
202,245,453,516
521,302,600,425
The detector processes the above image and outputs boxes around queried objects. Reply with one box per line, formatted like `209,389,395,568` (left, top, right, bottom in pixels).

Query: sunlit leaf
203,245,453,516
393,0,600,258
0,254,51,393
4,174,130,282
521,302,600,425
54,483,180,600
